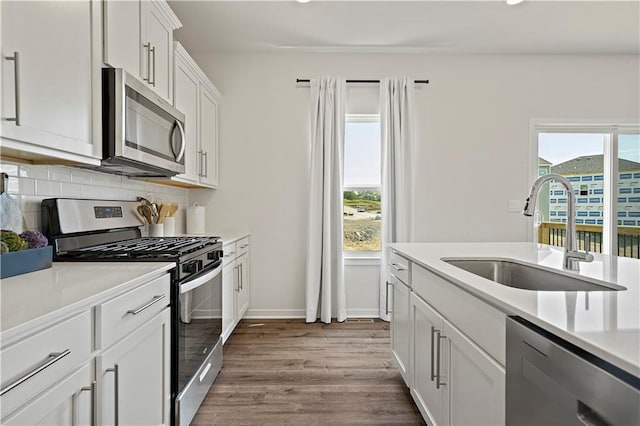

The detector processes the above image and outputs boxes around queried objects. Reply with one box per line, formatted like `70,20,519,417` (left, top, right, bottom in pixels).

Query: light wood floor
192,319,425,425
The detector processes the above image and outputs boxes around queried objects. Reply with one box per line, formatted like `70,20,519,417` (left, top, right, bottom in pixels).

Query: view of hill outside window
537,131,640,258
343,115,381,252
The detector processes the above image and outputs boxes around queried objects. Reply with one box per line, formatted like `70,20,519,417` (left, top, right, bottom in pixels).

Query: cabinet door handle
126,294,166,315
203,151,208,178
197,150,203,177
385,281,392,315
143,43,151,82
150,45,156,87
77,380,96,426
234,265,240,292
239,263,243,290
435,331,446,389
430,326,436,381
389,263,405,272
4,52,20,126
106,364,119,426
0,349,71,395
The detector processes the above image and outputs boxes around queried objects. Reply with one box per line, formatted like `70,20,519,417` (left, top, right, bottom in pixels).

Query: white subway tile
48,166,72,183
18,165,49,180
19,178,35,195
0,163,20,177
60,182,83,198
121,177,146,190
21,196,43,213
35,180,61,197
70,169,93,184
23,212,40,231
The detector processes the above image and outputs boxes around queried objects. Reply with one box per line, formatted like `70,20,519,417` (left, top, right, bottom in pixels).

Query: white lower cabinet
2,364,94,426
410,291,505,426
222,237,251,343
444,320,505,426
0,271,172,426
97,309,171,425
391,275,411,385
411,293,445,426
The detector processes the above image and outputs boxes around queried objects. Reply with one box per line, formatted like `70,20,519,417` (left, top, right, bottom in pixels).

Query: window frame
529,120,640,255
343,113,382,258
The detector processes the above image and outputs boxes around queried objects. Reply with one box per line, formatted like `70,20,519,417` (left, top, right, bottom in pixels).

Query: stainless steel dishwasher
506,316,640,425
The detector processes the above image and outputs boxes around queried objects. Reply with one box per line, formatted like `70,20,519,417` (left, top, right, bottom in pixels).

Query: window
343,114,381,252
534,124,640,258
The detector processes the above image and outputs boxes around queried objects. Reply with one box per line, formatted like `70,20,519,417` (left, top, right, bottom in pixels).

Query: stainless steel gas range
41,198,222,425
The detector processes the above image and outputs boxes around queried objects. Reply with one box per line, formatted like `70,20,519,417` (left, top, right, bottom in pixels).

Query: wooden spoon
158,204,170,224
169,203,179,217
141,204,154,224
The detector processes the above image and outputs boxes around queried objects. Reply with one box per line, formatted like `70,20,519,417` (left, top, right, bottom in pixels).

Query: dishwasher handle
577,401,610,426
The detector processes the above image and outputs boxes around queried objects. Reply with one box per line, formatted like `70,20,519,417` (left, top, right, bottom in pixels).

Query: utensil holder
163,217,176,237
148,223,164,237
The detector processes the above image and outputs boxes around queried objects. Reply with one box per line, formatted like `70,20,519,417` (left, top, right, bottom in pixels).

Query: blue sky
344,122,380,186
539,133,640,165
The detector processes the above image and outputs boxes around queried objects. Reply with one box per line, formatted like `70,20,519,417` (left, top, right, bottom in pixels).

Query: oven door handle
180,263,222,294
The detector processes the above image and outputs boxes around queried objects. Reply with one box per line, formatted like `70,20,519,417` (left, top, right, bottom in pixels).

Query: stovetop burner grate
63,236,220,259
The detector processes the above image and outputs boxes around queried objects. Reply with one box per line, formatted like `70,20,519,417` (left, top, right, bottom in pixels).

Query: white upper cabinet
170,43,221,189
0,0,102,164
103,0,181,103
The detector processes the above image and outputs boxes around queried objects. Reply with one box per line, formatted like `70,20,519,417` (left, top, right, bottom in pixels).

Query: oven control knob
182,261,198,274
207,251,218,260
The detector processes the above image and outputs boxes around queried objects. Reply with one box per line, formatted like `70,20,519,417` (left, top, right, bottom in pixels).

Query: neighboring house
539,155,640,227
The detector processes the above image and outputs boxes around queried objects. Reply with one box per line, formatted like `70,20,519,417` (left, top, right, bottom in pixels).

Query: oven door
176,262,223,425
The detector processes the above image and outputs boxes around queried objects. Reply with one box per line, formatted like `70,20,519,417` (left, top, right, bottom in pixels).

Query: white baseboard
244,308,380,319
244,309,305,319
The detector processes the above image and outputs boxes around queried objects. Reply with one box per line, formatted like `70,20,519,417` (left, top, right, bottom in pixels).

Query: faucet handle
583,233,594,262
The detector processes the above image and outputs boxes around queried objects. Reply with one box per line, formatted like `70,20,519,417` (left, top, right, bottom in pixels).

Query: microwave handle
173,120,186,163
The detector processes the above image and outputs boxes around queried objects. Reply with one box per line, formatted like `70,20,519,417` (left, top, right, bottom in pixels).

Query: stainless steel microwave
99,68,185,177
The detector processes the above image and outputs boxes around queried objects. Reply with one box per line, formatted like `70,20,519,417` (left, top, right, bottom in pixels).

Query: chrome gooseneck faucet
523,173,594,270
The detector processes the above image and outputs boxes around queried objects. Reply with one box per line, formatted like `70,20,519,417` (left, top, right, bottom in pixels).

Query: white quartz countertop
389,242,640,377
217,230,249,245
1,262,174,342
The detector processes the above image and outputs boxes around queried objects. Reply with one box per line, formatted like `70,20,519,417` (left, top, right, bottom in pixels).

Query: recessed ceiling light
296,0,311,3
507,0,525,5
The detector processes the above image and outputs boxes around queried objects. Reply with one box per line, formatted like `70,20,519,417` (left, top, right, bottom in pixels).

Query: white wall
0,162,189,233
189,52,640,318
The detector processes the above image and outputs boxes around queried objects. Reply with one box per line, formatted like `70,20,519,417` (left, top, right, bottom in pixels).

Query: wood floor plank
192,319,425,425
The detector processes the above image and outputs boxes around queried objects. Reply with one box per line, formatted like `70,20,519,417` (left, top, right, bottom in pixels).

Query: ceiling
169,1,640,55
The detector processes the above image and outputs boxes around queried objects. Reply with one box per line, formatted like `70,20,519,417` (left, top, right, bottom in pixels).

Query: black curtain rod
296,79,429,84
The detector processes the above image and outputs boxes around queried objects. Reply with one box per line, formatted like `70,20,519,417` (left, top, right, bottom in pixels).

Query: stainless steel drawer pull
106,364,119,426
4,52,20,126
77,380,96,426
203,151,208,178
385,281,392,315
430,326,436,381
0,349,71,395
126,294,166,315
150,45,156,86
239,244,249,249
143,43,151,82
435,331,446,389
389,263,406,271
197,150,203,177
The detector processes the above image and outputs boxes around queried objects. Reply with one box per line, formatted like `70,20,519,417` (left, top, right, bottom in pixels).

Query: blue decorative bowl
1,246,53,279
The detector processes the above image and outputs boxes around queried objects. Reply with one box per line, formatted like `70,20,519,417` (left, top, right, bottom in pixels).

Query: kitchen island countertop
389,242,640,377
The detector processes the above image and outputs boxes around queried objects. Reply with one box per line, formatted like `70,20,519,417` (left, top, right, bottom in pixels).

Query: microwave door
122,87,185,174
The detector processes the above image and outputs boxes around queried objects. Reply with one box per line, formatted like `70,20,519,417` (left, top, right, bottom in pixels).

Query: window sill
344,253,381,267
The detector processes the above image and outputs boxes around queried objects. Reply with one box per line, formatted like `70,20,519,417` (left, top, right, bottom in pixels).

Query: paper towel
186,202,205,234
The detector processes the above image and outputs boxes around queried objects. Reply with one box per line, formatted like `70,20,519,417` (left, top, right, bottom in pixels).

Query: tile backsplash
1,162,188,234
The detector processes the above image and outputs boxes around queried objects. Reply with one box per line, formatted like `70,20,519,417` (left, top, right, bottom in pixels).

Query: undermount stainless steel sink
442,258,626,292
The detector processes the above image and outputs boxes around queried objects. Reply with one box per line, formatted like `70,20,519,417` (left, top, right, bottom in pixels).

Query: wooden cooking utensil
141,204,154,224
158,204,170,224
169,203,179,217
137,205,150,224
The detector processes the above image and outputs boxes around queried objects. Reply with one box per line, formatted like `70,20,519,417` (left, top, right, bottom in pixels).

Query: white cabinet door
222,260,237,343
443,321,505,426
173,51,200,183
411,293,445,426
391,276,411,385
236,253,250,320
142,1,173,103
2,364,94,426
98,309,171,426
198,84,220,188
1,0,99,161
103,0,141,76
